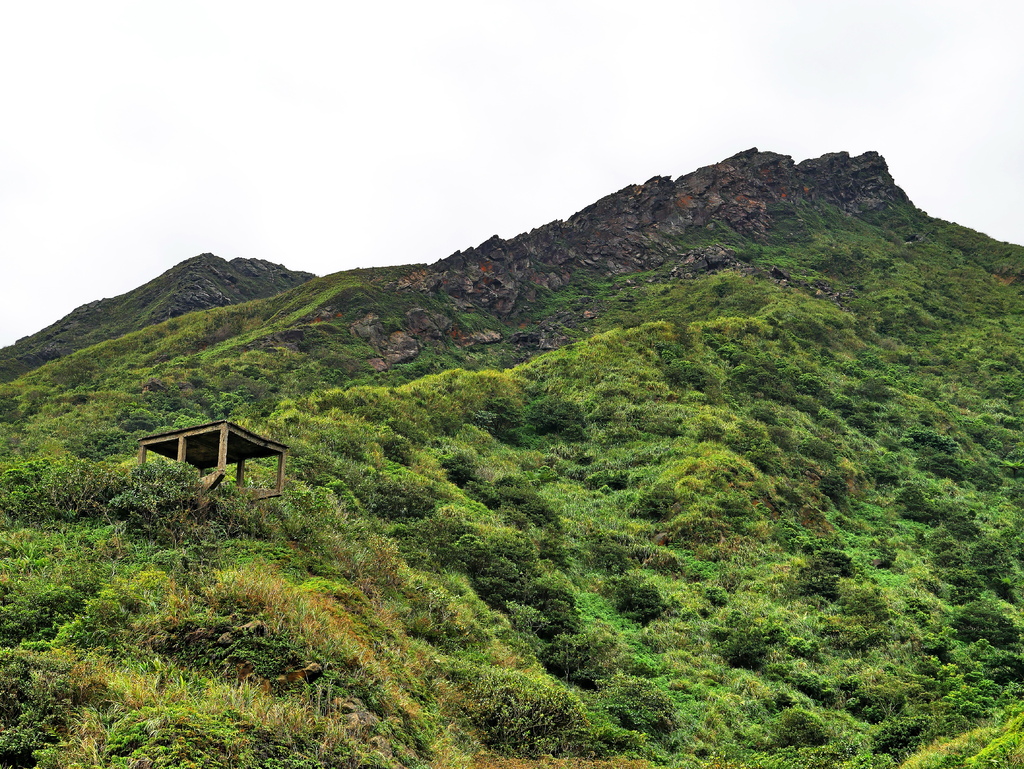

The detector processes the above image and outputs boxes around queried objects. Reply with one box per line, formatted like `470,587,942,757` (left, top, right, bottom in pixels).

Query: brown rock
276,662,323,686
236,620,269,635
455,329,503,347
349,313,389,349
405,307,452,341
383,331,419,364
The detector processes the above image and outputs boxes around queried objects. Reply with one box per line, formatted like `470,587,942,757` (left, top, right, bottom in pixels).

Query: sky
1,0,1022,347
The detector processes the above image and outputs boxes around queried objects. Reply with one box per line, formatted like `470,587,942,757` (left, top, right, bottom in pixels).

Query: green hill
0,149,1023,769
0,253,315,381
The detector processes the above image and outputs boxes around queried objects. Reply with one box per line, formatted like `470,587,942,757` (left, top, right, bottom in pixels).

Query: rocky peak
396,149,909,317
666,148,909,237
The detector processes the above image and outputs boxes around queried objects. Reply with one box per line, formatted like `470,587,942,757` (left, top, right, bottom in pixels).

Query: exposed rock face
349,313,421,367
395,149,907,317
348,307,503,368
251,328,306,353
404,308,453,342
0,254,315,380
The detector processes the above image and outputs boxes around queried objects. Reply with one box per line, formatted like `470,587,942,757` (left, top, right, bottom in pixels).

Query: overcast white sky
1,0,1022,347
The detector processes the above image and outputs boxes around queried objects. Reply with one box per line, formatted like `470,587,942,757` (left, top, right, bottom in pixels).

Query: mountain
0,253,315,381
1,150,1024,769
397,148,907,317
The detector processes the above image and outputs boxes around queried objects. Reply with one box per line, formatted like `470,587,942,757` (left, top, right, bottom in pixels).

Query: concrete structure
137,420,287,498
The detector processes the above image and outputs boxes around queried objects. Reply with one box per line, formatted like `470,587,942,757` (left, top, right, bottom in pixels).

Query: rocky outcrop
348,307,503,369
393,149,907,318
349,314,421,365
1,149,902,382
404,308,453,342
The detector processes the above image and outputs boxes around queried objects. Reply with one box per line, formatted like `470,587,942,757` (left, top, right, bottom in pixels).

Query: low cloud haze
1,0,1021,346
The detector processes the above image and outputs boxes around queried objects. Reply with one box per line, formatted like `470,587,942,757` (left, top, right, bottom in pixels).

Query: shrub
953,600,1020,647
597,674,678,734
103,704,354,768
525,395,585,441
468,478,558,528
772,707,830,748
0,576,96,647
0,649,106,767
630,485,677,521
0,458,124,522
527,575,581,640
460,667,590,757
713,610,785,669
905,427,959,455
472,395,527,444
107,461,203,542
542,626,625,688
796,548,853,601
358,469,438,520
439,450,478,487
451,529,537,609
611,574,667,625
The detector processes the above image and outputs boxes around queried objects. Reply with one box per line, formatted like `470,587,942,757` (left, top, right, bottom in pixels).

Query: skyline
2,0,1022,347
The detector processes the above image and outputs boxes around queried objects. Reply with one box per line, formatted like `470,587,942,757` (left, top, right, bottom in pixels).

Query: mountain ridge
392,149,908,317
0,149,907,383
0,253,315,380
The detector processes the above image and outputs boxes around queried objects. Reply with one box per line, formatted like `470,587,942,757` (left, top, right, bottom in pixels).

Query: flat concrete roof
138,420,287,470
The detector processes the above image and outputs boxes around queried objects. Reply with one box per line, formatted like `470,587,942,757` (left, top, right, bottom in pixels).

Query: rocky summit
392,149,906,317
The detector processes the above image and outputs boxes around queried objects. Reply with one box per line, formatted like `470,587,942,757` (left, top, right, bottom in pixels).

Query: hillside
1,150,1024,769
0,254,315,381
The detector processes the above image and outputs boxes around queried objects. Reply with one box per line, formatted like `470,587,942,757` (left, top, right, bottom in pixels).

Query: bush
796,548,853,601
468,478,558,528
713,610,785,669
630,485,677,521
542,625,625,688
438,450,478,487
0,458,124,522
597,674,678,734
0,649,106,767
611,574,667,625
772,707,830,747
0,577,95,647
460,667,590,757
871,715,930,758
953,600,1020,647
103,704,354,768
525,395,585,441
108,461,203,541
358,469,438,520
451,529,537,609
905,427,959,455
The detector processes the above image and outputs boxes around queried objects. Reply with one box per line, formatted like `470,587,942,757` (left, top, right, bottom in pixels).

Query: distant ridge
0,254,315,380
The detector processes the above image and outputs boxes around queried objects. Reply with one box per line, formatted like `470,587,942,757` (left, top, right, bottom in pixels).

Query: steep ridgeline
393,149,908,316
0,254,315,380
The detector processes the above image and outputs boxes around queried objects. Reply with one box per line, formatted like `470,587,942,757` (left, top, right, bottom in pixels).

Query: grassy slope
1,202,1024,767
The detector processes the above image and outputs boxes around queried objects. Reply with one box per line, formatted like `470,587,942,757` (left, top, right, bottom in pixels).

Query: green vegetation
2,192,1024,768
